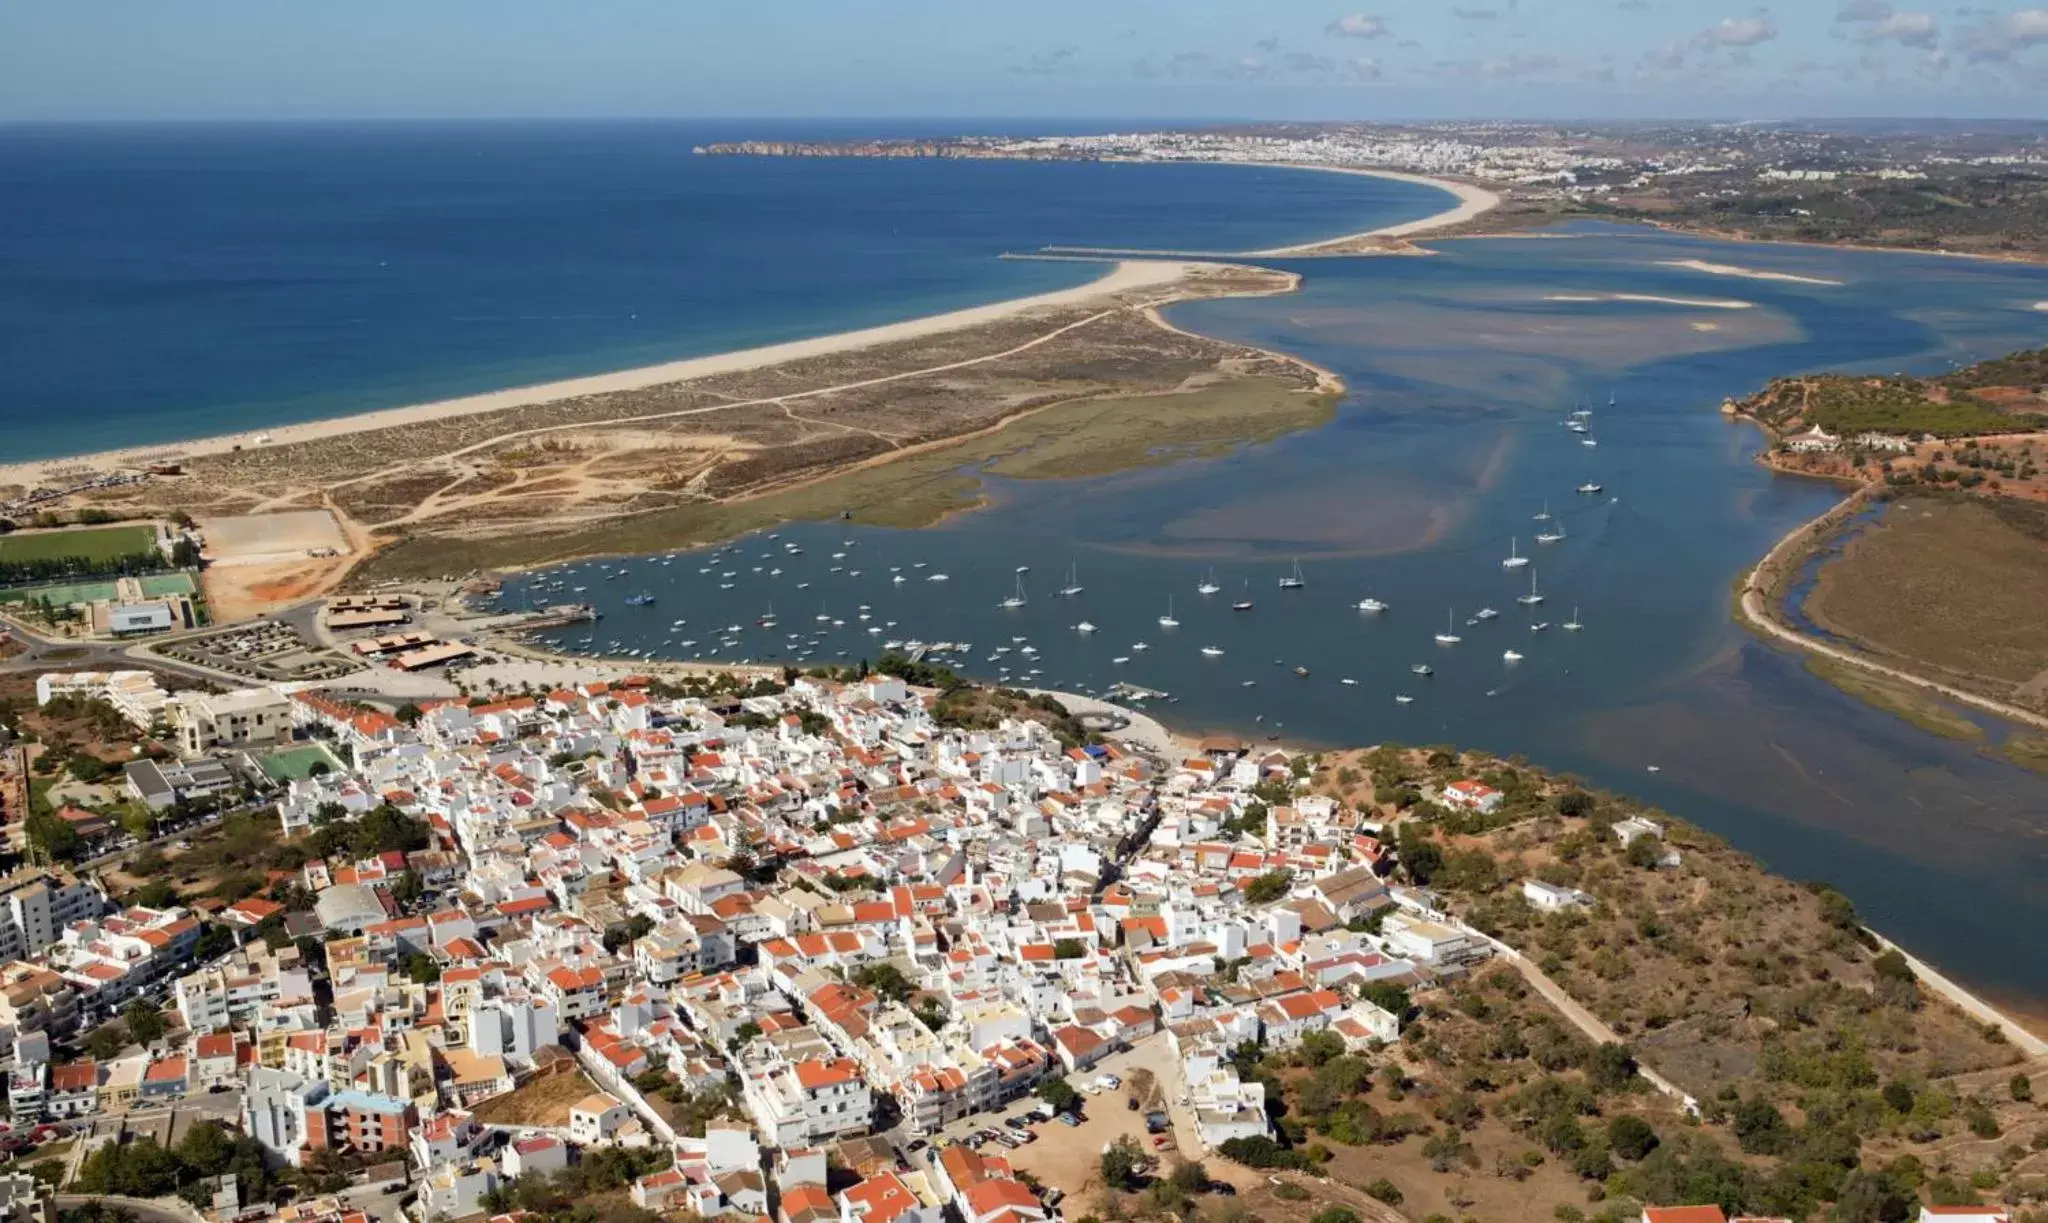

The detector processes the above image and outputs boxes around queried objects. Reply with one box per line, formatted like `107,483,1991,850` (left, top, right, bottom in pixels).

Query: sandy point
1658,258,1844,286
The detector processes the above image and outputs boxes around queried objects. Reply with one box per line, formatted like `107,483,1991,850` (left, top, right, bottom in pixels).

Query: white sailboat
1533,499,1552,522
1232,580,1254,611
1517,571,1545,606
998,576,1027,609
1058,563,1084,598
1196,568,1221,596
1158,596,1179,629
1200,645,1225,657
1502,538,1529,569
1503,649,1524,663
1279,558,1306,590
1435,609,1462,645
1564,607,1584,632
1535,520,1566,544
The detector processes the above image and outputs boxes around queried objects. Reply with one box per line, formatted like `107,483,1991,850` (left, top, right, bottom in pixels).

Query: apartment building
171,687,295,756
743,1056,872,1148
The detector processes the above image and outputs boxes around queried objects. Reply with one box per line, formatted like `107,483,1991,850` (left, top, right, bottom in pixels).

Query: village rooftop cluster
0,663,1543,1223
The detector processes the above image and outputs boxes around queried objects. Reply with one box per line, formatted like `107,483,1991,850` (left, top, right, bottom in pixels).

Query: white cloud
1347,56,1384,80
1955,7,2048,59
1866,11,1940,45
1327,13,1389,38
1697,15,1778,46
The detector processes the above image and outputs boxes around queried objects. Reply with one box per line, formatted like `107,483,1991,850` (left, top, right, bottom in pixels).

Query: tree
85,1022,129,1061
1052,938,1087,960
1298,1029,1346,1067
1733,1097,1790,1156
1555,791,1594,817
2011,1072,2034,1103
1037,1077,1079,1114
1607,1115,1659,1161
404,952,441,985
1243,870,1293,905
1881,1081,1915,1114
122,999,167,1046
1309,1210,1359,1223
1586,1042,1638,1093
1398,828,1442,885
1100,1136,1145,1189
1361,981,1411,1020
850,962,915,1002
134,880,181,909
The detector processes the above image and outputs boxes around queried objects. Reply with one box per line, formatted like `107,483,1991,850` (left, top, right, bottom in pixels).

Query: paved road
55,1195,203,1223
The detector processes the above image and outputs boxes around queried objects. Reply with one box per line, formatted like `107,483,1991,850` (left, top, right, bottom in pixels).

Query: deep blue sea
0,120,1448,461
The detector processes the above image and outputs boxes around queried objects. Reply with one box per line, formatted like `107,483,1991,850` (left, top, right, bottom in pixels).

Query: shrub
1363,1179,1403,1206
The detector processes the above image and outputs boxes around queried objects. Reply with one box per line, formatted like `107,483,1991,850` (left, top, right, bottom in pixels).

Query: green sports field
0,524,158,564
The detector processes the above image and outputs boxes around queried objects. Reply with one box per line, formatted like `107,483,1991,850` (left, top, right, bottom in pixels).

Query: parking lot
157,618,361,682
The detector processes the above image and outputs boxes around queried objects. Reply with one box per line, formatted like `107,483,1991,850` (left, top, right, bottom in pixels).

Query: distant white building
1521,879,1595,913
1182,1049,1269,1148
34,671,170,728
1439,780,1503,814
108,600,178,637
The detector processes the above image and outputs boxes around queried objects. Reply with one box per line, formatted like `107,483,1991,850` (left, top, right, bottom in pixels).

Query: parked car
1056,1113,1082,1127
1151,1135,1173,1149
1126,1096,1139,1111
1004,1117,1029,1130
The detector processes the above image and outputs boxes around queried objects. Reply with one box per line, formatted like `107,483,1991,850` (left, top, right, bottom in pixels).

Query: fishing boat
1293,665,1310,678
1568,420,1589,434
624,592,656,606
1233,580,1255,611
1395,694,1415,704
1357,596,1388,613
1058,563,1084,598
1516,571,1544,606
1279,559,1306,590
1503,649,1524,663
926,573,949,582
1410,662,1434,676
1564,607,1584,631
1474,607,1499,620
999,577,1027,609
1200,646,1225,657
1196,568,1221,596
1112,656,1130,665
1132,641,1150,652
1015,564,1029,573
1502,539,1528,569
1434,610,1462,646
1158,596,1179,629
1340,677,1358,686
1075,621,1098,633
1581,436,1598,448
1530,621,1551,632
1577,481,1603,494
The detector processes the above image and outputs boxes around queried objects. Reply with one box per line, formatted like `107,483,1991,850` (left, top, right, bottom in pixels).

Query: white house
1521,879,1594,912
1440,780,1503,814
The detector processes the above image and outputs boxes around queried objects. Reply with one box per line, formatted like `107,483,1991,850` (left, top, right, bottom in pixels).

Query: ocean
0,120,1449,461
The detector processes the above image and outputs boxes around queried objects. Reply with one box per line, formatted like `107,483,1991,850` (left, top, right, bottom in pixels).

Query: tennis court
255,743,343,783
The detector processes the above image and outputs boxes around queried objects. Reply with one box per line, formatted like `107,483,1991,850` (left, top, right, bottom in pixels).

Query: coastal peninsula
1728,347,2048,755
0,260,1343,611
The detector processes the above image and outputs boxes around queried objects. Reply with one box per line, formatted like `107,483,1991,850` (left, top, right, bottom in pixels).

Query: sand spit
1253,168,1501,256
1546,292,1756,310
0,260,1198,491
1659,258,1844,286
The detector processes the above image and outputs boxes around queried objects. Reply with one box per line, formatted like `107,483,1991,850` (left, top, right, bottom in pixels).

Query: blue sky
3,0,2045,121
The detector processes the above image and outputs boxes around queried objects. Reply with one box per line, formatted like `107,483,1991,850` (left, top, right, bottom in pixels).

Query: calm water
0,121,1449,460
513,223,2048,1008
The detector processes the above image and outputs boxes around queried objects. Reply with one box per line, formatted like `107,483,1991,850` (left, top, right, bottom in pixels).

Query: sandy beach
0,259,1197,491
0,163,1493,494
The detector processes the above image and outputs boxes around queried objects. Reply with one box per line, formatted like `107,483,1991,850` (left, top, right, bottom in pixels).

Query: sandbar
1546,292,1755,310
1659,258,1844,286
